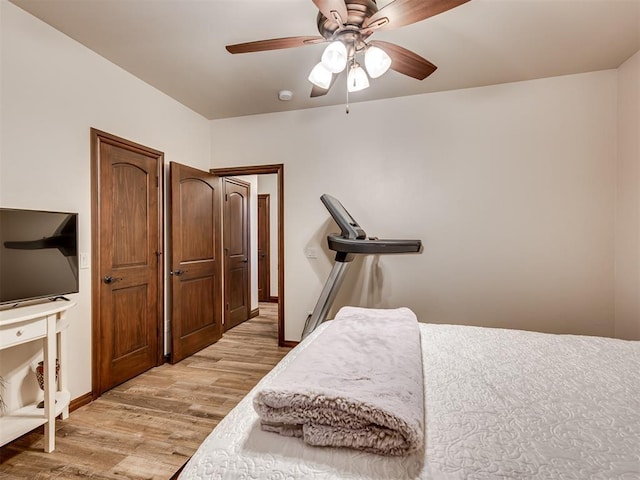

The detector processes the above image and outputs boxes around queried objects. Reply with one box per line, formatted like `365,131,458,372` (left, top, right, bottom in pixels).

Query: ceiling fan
225,0,471,98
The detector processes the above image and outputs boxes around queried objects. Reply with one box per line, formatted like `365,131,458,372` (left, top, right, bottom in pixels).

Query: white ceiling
10,0,640,120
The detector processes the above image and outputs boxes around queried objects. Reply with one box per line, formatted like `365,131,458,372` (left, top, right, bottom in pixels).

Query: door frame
210,164,289,347
90,128,165,398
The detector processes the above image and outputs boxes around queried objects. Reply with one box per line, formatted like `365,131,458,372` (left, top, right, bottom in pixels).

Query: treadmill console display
320,194,366,239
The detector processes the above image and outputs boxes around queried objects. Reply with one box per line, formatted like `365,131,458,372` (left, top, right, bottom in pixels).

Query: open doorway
210,164,289,347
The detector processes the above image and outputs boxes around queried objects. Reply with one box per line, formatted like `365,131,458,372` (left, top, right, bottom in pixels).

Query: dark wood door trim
90,128,164,399
210,164,285,347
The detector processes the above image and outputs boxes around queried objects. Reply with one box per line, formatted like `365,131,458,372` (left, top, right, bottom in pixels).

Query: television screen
0,208,78,305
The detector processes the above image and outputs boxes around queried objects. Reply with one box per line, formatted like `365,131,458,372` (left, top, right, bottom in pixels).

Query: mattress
180,323,640,479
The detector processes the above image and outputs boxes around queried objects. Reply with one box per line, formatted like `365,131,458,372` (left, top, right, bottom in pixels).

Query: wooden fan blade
310,73,339,97
363,0,470,30
226,36,326,54
312,0,348,25
369,41,437,80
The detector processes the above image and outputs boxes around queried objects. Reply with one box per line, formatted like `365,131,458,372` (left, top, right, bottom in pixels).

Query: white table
0,301,74,452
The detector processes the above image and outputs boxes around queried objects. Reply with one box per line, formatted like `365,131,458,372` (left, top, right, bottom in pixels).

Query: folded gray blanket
253,306,424,456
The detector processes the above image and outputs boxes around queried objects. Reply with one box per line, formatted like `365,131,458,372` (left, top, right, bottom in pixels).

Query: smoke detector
278,90,293,101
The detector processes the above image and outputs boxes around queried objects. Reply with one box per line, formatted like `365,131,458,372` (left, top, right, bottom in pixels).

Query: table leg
57,328,69,420
43,314,56,453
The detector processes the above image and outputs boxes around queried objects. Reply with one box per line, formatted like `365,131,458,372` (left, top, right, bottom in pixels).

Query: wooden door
91,129,163,396
257,194,270,302
169,162,223,363
223,178,250,331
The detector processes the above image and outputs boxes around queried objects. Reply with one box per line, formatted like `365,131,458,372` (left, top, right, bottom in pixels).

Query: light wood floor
0,303,290,479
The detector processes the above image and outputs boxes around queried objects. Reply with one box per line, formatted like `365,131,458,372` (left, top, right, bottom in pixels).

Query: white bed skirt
180,321,640,479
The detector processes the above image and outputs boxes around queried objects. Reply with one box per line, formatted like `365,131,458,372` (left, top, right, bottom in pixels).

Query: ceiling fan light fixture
364,46,392,78
347,63,369,92
321,41,348,73
308,62,333,89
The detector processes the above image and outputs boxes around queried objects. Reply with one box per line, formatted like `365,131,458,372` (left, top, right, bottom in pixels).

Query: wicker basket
35,360,60,391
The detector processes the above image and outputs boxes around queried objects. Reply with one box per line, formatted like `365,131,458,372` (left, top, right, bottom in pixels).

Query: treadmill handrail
327,234,422,255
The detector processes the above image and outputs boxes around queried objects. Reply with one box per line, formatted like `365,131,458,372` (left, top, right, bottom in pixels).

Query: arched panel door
223,177,250,331
169,162,222,363
92,130,163,395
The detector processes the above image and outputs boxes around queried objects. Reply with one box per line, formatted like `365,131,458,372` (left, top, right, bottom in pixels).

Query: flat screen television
0,208,78,306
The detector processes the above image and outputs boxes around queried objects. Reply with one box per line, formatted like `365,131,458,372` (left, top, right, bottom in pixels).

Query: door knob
171,269,186,276
103,275,123,284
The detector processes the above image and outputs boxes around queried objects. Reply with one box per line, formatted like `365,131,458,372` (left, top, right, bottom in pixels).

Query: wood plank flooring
0,303,290,479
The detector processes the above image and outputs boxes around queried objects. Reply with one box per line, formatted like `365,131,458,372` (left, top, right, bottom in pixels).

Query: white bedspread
180,322,640,479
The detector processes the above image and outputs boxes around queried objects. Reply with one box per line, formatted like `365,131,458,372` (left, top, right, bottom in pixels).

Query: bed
179,308,640,479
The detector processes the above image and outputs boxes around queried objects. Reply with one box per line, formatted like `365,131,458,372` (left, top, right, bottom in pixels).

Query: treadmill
301,194,422,338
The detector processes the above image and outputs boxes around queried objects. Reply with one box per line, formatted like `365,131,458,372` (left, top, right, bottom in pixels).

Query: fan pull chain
346,83,349,114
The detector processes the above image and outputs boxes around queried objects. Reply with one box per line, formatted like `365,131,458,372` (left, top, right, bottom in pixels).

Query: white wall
211,70,618,342
258,174,279,297
615,50,640,341
0,1,211,408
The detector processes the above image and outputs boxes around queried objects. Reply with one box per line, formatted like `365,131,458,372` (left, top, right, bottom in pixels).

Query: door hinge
225,194,228,201
156,176,159,187
226,303,229,310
